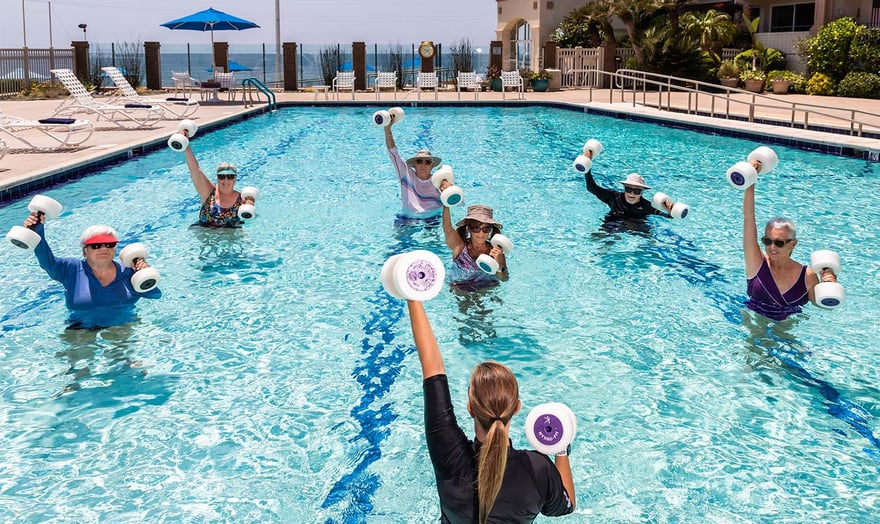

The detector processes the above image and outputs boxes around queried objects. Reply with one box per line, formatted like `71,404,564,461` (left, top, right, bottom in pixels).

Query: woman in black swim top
407,300,576,523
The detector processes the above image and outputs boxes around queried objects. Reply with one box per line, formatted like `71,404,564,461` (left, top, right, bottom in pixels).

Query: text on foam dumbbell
726,146,778,189
476,234,513,274
430,165,464,207
810,250,845,309
167,119,199,152
119,242,161,293
380,250,446,301
525,402,577,456
6,195,63,251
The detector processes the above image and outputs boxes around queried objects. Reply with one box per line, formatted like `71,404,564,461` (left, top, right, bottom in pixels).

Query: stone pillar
542,41,557,69
599,42,617,89
144,41,162,90
490,40,503,70
71,41,90,83
420,41,435,73
353,42,366,91
213,42,229,73
282,42,298,91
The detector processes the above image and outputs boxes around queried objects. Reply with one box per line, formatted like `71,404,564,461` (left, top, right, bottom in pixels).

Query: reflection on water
452,285,501,346
55,322,142,397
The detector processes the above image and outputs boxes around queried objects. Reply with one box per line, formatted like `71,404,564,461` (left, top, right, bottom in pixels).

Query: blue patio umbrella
340,61,376,72
206,61,252,73
161,7,260,68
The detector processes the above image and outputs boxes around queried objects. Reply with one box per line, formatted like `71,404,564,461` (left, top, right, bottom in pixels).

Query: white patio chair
456,71,480,100
0,110,93,151
416,71,439,100
332,71,355,100
375,71,397,100
501,71,525,100
214,72,237,101
49,69,162,129
171,71,200,98
102,67,199,119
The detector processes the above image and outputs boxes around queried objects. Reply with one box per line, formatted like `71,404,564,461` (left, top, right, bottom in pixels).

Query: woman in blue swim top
742,180,837,321
183,140,255,228
442,204,509,289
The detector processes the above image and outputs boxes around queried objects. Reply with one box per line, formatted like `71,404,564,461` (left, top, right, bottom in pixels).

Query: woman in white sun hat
383,118,443,220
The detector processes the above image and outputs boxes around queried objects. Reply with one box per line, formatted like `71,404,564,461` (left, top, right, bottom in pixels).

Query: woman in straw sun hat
383,117,443,220
442,204,509,288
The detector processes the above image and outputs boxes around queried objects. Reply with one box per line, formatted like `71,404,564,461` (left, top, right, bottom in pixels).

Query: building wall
494,0,584,70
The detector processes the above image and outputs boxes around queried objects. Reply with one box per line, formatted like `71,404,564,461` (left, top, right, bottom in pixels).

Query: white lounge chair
375,71,397,100
101,67,199,119
501,71,525,100
416,71,439,100
0,137,7,161
0,110,93,151
50,69,162,129
457,71,480,100
213,72,237,101
332,71,355,100
171,71,200,98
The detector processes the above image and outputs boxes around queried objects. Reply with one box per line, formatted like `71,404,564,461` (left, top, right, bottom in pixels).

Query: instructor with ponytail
407,299,576,523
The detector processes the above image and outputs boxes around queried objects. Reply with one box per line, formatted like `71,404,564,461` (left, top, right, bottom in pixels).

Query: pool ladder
240,77,277,111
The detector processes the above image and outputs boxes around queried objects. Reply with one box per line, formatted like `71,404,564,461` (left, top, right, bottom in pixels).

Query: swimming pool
1,105,878,522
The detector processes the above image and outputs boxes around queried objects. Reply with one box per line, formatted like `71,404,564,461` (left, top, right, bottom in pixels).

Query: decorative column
353,42,366,91
213,42,229,73
282,42,298,91
144,41,162,90
71,41,90,83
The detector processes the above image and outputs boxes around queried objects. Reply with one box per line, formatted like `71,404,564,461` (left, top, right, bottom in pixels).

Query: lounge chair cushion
38,118,77,124
124,103,153,109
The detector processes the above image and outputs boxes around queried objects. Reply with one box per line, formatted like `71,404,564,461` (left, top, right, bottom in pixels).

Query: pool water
1,106,878,522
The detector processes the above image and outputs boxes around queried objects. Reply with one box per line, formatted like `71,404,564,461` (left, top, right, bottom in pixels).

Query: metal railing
580,69,879,138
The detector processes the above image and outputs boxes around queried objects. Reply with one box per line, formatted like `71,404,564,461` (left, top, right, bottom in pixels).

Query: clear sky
5,0,499,49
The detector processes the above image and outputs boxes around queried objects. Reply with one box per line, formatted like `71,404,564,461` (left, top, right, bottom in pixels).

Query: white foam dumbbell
372,106,406,127
430,165,464,207
525,402,577,456
6,195,63,251
167,119,199,152
726,146,778,189
572,138,603,173
476,234,513,274
119,242,161,293
380,250,446,301
651,191,690,219
810,250,845,309
237,186,260,220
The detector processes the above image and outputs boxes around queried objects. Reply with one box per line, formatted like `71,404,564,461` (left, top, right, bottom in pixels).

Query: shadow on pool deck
1,88,879,203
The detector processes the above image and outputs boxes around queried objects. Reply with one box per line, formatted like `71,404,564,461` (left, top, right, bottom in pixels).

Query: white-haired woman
23,213,161,328
183,142,253,227
742,183,837,321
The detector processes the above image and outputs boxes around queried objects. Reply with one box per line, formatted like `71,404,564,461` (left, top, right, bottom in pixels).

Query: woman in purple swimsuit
183,141,255,228
742,179,838,321
442,204,509,288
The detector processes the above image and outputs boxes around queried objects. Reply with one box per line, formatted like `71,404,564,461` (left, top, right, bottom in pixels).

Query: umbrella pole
210,26,215,71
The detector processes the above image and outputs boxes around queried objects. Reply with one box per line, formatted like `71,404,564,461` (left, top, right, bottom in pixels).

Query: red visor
83,233,118,245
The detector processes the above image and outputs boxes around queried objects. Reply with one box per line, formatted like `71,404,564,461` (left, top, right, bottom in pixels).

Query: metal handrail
582,69,878,138
240,77,276,110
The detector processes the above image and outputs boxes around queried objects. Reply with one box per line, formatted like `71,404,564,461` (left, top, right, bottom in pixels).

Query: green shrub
734,48,785,73
805,72,835,95
836,71,880,98
805,17,859,81
849,27,880,73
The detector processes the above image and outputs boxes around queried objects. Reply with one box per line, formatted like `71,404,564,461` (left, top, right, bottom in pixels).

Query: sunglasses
86,242,118,250
217,173,237,180
761,237,795,248
414,159,433,165
623,187,643,195
468,225,493,234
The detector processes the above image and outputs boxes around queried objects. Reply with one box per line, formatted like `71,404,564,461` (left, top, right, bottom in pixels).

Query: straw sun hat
455,205,503,230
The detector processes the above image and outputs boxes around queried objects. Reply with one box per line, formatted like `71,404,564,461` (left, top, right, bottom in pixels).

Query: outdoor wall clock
418,41,436,60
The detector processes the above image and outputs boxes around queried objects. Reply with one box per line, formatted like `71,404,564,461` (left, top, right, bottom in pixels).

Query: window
770,3,815,32
509,20,531,70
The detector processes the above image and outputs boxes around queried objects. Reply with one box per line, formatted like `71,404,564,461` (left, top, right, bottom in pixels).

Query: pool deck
2,88,879,201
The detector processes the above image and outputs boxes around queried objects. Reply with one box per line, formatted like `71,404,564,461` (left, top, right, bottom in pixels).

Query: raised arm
384,125,397,150
584,171,616,209
183,145,215,204
743,185,763,277
442,206,464,258
407,300,445,380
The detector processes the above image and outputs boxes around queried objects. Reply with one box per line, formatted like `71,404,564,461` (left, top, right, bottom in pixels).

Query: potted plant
486,65,502,92
717,60,740,89
740,69,766,93
766,70,803,94
530,69,553,92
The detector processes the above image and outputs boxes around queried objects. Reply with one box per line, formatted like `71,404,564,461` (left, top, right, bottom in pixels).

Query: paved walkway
2,87,879,200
